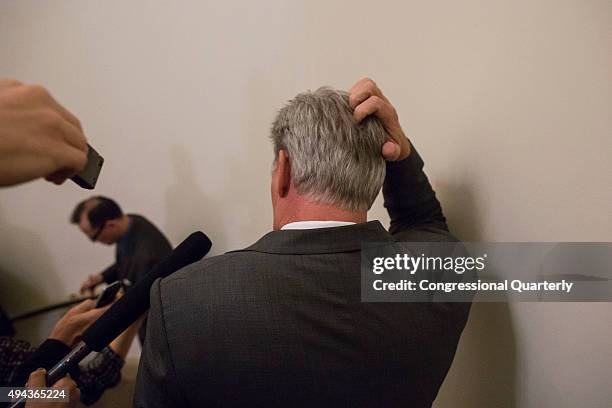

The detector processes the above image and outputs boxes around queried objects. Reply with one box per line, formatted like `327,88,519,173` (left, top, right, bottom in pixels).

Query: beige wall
0,1,610,406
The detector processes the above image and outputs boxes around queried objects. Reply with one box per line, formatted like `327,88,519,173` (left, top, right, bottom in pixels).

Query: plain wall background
0,1,610,406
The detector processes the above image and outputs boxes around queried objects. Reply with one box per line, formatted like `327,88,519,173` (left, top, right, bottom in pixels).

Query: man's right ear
274,149,291,198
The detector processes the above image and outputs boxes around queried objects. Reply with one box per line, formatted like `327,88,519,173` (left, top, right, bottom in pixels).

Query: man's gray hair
271,87,386,212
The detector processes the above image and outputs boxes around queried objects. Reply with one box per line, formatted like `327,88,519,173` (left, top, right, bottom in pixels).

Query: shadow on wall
433,183,518,408
164,72,283,257
231,72,279,238
0,204,64,344
164,145,228,254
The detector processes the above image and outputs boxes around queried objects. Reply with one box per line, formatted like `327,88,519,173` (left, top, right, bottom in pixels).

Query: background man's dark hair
70,196,123,229
70,200,88,224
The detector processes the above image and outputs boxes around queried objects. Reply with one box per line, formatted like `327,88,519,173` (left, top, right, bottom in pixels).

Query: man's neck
276,200,366,230
116,215,132,237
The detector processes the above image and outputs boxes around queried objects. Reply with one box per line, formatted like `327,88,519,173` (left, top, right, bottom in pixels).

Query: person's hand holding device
79,273,105,296
94,281,122,308
0,79,103,188
48,299,111,347
24,368,80,408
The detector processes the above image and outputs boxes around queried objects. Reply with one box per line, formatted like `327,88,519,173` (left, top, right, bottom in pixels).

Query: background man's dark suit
134,148,471,407
101,214,172,343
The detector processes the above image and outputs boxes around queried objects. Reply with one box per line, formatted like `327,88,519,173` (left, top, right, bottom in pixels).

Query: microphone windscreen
82,231,211,351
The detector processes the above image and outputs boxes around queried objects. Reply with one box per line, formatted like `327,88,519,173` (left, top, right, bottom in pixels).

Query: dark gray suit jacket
134,149,471,407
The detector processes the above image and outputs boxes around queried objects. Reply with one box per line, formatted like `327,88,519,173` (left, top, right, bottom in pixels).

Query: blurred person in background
71,196,173,344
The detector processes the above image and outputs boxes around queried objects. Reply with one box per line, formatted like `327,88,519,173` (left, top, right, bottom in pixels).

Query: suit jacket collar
231,220,394,255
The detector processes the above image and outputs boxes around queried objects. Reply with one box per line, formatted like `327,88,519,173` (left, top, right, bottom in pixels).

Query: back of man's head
271,87,386,212
70,196,123,228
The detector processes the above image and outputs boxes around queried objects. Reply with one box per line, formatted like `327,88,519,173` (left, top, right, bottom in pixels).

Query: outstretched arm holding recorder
0,79,88,187
0,78,108,407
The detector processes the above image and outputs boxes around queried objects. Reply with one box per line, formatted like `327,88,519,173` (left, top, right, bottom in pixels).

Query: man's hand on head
349,77,411,161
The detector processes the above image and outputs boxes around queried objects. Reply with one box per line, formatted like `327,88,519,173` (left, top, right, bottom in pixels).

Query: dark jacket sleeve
11,339,73,387
133,279,187,408
383,146,448,235
101,263,119,284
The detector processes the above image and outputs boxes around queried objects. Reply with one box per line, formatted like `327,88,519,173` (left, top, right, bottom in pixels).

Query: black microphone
29,231,210,401
80,231,210,352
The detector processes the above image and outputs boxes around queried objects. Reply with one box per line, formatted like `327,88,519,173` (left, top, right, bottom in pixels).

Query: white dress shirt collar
280,220,356,230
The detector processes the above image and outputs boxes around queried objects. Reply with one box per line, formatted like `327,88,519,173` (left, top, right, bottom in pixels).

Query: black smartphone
95,281,121,308
71,144,104,189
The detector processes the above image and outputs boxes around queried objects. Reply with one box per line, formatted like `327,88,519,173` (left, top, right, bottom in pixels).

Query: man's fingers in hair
353,95,396,125
348,77,388,109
